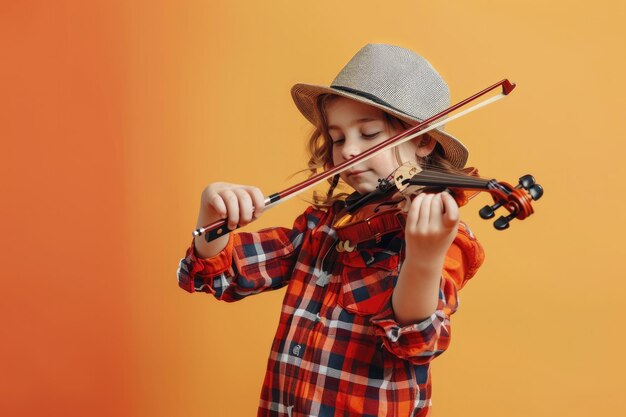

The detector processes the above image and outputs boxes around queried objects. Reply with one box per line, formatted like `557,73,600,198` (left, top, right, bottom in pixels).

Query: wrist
403,250,445,273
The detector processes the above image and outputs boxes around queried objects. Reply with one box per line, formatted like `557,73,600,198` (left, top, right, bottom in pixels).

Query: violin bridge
393,162,423,195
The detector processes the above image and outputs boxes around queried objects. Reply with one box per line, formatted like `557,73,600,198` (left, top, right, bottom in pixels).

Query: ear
415,135,436,157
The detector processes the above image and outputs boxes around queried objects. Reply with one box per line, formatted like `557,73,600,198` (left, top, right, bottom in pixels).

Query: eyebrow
327,118,380,130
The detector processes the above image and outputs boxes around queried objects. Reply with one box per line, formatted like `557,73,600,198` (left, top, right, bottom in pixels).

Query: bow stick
193,79,516,241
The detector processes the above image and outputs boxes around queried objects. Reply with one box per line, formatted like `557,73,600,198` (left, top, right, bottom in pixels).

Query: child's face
327,97,415,194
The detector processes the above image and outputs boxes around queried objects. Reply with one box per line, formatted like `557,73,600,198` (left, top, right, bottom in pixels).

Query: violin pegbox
479,174,544,230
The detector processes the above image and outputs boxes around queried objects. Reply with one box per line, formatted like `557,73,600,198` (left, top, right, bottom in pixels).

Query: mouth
346,169,369,177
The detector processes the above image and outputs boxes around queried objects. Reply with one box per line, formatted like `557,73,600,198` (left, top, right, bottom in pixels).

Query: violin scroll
479,174,544,230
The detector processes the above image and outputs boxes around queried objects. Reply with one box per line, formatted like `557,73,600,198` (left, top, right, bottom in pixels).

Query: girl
178,44,484,417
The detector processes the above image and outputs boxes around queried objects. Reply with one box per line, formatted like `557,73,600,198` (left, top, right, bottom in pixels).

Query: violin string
400,163,492,188
409,172,490,189
410,175,489,189
413,168,489,183
412,171,486,183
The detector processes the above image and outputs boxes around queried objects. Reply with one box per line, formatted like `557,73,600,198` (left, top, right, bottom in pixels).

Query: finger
406,193,426,233
429,193,443,229
416,193,435,231
441,192,460,229
247,186,266,218
233,188,254,226
207,191,227,218
220,190,240,230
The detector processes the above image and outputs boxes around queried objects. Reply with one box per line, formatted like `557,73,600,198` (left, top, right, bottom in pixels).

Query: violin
332,162,544,249
193,79,543,243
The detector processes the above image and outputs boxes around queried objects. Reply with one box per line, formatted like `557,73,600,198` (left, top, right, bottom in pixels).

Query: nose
341,137,362,160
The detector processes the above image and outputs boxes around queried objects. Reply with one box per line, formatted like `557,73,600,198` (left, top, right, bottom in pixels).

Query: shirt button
388,328,400,343
292,344,302,357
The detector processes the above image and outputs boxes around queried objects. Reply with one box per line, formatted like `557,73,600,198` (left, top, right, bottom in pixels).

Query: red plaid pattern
177,204,484,417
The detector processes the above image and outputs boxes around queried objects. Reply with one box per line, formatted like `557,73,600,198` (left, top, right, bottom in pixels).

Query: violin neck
406,170,492,190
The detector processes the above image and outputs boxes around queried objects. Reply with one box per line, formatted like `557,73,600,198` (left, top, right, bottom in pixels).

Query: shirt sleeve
176,206,317,302
369,221,485,365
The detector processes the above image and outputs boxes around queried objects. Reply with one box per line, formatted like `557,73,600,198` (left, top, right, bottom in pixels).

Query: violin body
333,162,543,246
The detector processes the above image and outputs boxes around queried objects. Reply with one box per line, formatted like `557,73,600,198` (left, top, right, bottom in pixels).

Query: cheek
370,152,399,173
398,142,418,162
331,147,341,166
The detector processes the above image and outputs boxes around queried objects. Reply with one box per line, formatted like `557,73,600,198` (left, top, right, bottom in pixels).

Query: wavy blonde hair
304,94,462,208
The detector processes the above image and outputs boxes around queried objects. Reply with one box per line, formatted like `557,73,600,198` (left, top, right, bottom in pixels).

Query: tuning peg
517,175,544,201
529,184,543,200
517,174,536,189
494,212,516,230
479,201,502,219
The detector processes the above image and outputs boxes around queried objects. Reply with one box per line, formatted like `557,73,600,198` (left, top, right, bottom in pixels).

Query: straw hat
291,44,468,168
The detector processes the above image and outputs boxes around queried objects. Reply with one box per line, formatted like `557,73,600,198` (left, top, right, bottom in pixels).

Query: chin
342,174,378,195
350,182,377,195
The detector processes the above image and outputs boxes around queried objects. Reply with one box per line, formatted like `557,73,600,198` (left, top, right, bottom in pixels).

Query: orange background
2,1,625,416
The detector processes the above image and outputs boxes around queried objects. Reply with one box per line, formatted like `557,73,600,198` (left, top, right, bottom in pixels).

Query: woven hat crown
331,44,450,123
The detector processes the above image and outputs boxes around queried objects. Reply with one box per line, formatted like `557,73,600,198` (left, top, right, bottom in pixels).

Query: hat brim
291,83,469,168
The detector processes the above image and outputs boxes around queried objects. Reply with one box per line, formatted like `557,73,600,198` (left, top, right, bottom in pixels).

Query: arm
370,193,485,365
392,192,460,325
177,207,315,301
177,182,312,301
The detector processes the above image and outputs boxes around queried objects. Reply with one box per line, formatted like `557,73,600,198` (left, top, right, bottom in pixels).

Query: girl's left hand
404,192,460,265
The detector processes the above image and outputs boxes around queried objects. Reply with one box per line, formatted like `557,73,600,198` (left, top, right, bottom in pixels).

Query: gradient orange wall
2,1,626,416
1,1,131,416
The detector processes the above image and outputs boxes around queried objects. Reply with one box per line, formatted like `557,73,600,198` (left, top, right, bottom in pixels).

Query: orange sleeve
443,221,485,292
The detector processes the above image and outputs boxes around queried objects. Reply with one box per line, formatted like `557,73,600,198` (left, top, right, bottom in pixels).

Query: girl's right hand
199,182,265,231
194,182,265,259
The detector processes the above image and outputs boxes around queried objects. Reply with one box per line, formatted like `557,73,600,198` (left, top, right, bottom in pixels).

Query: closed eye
362,132,381,139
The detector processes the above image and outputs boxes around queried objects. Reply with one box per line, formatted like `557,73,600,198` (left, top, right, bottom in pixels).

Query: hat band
331,85,415,120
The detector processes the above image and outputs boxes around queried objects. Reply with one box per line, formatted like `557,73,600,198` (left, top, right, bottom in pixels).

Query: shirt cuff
369,276,456,365
177,234,234,293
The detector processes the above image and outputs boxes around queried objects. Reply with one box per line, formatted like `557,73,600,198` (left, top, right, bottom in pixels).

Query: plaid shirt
177,204,484,417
